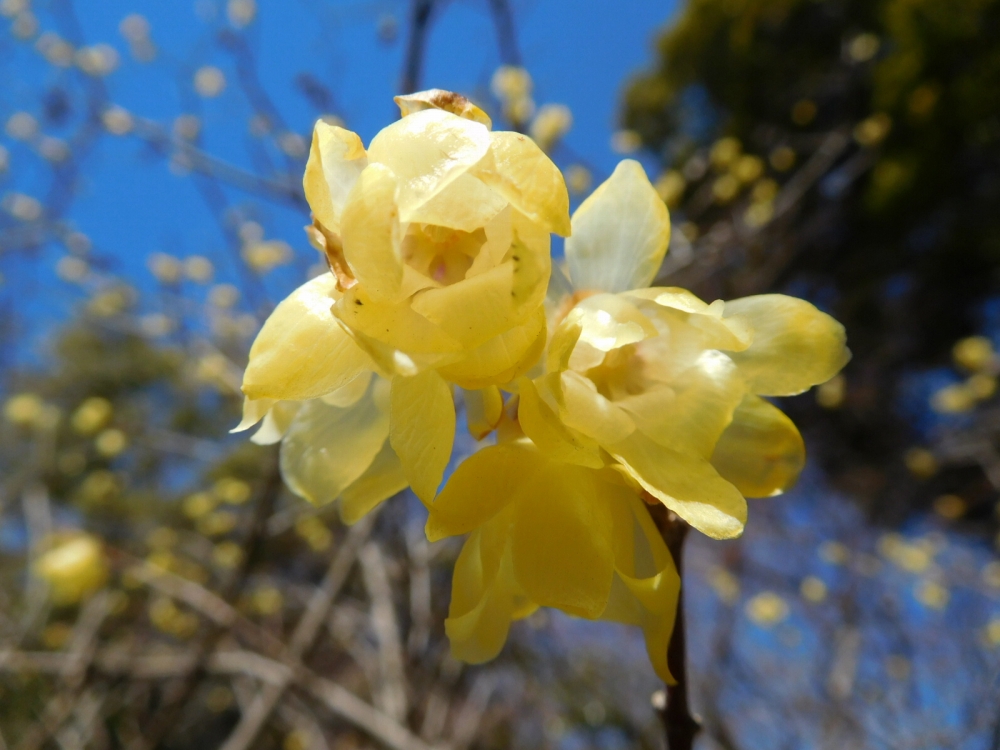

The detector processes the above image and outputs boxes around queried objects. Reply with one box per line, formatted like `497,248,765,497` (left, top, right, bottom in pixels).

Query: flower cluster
238,90,849,682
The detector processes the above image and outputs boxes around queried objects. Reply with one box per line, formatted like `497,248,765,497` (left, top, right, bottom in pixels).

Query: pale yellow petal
242,274,373,401
333,285,462,354
232,396,275,433
339,439,409,524
279,385,390,506
320,371,373,408
510,460,615,618
602,568,680,684
410,231,549,348
549,370,635,445
723,295,851,396
610,432,747,539
711,395,805,498
618,350,745,458
571,293,659,356
517,377,604,468
405,172,506,232
251,401,301,445
566,160,670,293
467,206,512,278
425,442,534,541
340,163,404,302
436,305,546,389
389,370,455,503
394,89,493,129
474,131,571,236
303,122,368,234
367,108,491,221
463,386,503,440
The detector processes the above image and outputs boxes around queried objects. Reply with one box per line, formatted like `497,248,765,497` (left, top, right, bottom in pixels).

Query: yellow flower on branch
238,90,570,505
522,159,850,540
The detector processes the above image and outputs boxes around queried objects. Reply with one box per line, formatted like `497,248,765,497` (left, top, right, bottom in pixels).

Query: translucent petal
394,89,493,129
510,459,615,618
436,305,546,389
711,395,805,498
610,432,747,539
517,377,604,468
463,386,503,440
446,528,517,664
389,370,455,503
320,371,373,408
602,567,680,685
340,163,404,302
467,206,512,278
367,109,491,221
628,288,752,352
551,371,635,445
410,231,549,348
251,401,301,445
405,172,506,232
232,396,275,433
723,295,851,396
339,439,408,524
566,160,670,293
473,131,571,236
571,293,659,357
303,122,368,234
242,274,373,401
333,285,462,355
279,384,390,506
618,350,745,458
425,442,535,541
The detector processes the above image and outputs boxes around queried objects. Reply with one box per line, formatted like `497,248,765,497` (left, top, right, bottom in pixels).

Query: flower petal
436,305,547,389
618,350,745,458
463,386,503,441
547,370,636,445
368,108,491,222
339,439,409,524
303,122,368,234
232,396,275,433
279,382,390,505
723,295,851,396
610,432,747,539
410,231,549,348
404,172,507,232
251,401,301,445
425,442,533,541
389,370,455,503
711,395,805,498
517,377,604,468
242,274,373,402
566,160,670,293
333,285,462,354
340,163,404,302
474,131,571,236
320,371,373,407
510,459,615,618
394,89,493,129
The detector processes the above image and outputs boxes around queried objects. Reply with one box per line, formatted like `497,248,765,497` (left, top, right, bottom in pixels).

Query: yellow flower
426,439,679,683
521,160,849,540
239,90,570,503
34,533,109,605
237,373,408,523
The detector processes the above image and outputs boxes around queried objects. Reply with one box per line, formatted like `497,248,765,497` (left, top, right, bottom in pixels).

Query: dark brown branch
487,0,521,66
647,504,701,750
400,0,437,95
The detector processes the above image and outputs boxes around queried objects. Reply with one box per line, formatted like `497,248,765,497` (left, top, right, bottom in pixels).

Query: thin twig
400,0,437,95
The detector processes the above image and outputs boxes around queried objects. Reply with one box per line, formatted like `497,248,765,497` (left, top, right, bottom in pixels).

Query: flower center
402,224,487,287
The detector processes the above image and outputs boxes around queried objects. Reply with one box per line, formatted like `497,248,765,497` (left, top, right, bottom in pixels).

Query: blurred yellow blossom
769,146,796,172
36,32,74,66
250,585,283,615
34,533,109,605
848,32,880,62
213,477,251,505
102,105,134,135
197,509,238,537
953,335,994,371
930,383,975,414
227,0,256,27
654,170,686,207
710,137,741,169
3,192,42,221
56,256,89,282
744,201,774,227
77,471,120,505
75,44,119,76
41,622,73,649
208,283,239,308
295,516,333,552
904,447,938,478
610,129,642,154
148,253,183,283
119,13,150,42
95,428,128,458
529,104,572,152
854,113,892,147
194,65,226,97
0,0,27,18
800,576,827,603
819,540,850,565
915,580,949,610
816,373,846,408
184,255,213,285
5,393,44,426
732,154,764,184
709,566,740,604
564,164,592,195
712,173,741,203
745,591,789,626
878,533,933,572
933,494,967,520
183,491,216,519
70,396,113,435
212,541,244,569
986,618,1000,647
241,239,292,272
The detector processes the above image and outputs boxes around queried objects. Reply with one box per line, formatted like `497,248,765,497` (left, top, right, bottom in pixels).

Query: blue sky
0,0,678,353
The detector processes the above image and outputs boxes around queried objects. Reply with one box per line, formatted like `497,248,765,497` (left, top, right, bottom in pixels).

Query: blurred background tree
0,0,999,748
